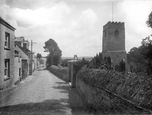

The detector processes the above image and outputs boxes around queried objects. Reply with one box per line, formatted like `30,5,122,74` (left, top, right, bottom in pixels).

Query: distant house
0,17,16,90
15,37,30,79
41,57,47,67
15,37,30,50
15,37,41,75
13,47,22,85
30,53,40,72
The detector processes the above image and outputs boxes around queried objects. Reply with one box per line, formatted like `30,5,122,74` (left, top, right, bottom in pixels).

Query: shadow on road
0,81,91,115
0,99,69,115
53,81,94,115
0,70,96,115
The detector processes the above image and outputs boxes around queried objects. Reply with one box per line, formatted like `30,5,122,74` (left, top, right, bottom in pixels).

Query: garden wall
76,68,152,114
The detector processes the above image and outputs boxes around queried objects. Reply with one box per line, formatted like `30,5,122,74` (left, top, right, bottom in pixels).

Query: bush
74,57,89,74
49,65,68,82
88,52,113,70
61,59,71,67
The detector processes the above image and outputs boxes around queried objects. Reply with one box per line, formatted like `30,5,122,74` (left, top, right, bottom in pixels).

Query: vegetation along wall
76,68,152,114
49,65,68,82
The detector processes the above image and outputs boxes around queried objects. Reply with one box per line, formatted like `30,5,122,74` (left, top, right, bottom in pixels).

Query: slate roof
16,42,31,56
0,17,15,31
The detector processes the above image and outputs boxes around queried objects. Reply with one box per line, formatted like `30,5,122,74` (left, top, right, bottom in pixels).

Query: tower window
114,29,119,37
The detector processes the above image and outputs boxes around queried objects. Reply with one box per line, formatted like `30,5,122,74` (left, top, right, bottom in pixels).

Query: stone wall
76,68,152,114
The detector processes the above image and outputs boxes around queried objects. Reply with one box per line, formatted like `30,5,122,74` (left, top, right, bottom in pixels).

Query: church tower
102,21,127,69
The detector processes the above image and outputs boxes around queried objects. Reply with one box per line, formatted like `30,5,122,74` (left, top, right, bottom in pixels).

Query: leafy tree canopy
36,53,42,59
147,11,152,28
44,38,62,67
128,36,152,74
44,39,62,56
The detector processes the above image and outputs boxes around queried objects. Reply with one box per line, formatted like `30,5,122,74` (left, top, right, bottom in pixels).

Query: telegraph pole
31,40,33,54
30,40,36,75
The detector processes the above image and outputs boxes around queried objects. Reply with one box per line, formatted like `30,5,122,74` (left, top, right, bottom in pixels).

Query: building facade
0,17,16,89
15,36,30,50
102,21,127,70
15,37,30,79
13,47,22,85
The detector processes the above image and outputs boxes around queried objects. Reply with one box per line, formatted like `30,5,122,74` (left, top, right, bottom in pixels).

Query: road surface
0,68,88,115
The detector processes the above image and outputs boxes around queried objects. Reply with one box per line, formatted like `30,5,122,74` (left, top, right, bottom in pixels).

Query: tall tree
145,11,152,74
127,37,152,74
44,39,62,67
141,37,152,75
127,11,152,74
147,11,152,28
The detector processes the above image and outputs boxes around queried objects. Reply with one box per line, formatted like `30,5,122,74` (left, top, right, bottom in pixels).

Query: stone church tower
102,21,127,69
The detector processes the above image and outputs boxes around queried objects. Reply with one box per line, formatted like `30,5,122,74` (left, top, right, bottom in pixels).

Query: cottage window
18,57,20,62
19,68,21,76
5,32,10,49
4,59,10,80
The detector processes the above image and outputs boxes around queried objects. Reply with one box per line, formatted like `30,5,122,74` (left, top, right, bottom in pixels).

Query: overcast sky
0,0,152,57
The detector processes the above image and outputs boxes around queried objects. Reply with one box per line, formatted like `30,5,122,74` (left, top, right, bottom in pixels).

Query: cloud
16,8,99,57
79,9,97,30
121,1,152,33
4,0,57,9
117,1,152,52
1,0,152,57
0,4,17,27
13,2,70,27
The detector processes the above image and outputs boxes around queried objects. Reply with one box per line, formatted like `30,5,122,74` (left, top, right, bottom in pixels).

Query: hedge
49,65,68,82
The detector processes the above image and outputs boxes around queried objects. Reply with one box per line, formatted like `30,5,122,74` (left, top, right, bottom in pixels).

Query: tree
147,11,152,28
127,46,146,73
140,37,152,75
36,53,42,59
88,52,112,70
127,47,145,64
44,39,62,67
127,36,152,74
127,11,152,74
119,59,125,72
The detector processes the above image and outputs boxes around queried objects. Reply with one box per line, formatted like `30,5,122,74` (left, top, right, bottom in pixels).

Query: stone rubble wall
76,68,152,114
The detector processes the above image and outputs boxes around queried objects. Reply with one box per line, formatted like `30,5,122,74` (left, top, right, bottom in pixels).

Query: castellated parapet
103,21,125,31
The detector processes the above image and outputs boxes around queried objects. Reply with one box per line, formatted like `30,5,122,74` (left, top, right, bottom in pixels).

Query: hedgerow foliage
73,58,89,77
88,52,126,72
61,59,71,67
77,68,152,110
88,52,113,70
49,65,68,82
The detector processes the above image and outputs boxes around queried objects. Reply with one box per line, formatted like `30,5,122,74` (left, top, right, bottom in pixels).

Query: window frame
114,29,119,38
4,59,10,81
4,32,10,50
19,68,21,76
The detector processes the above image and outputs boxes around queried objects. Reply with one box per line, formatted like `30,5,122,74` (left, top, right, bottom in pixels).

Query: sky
0,0,152,57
